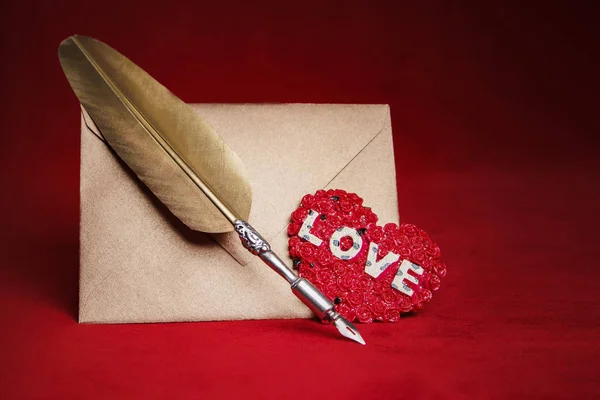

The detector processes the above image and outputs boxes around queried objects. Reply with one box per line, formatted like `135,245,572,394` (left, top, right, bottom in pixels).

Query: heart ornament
288,189,447,323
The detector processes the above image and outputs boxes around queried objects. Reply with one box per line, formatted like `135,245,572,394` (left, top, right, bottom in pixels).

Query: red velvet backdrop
1,1,598,398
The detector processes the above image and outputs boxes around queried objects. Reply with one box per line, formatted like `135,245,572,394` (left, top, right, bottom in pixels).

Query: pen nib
331,312,366,345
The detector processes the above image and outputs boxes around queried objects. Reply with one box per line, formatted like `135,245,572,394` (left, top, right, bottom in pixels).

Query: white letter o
329,227,363,260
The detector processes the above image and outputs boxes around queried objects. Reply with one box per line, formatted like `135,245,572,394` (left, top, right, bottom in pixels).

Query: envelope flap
81,103,395,266
199,104,395,264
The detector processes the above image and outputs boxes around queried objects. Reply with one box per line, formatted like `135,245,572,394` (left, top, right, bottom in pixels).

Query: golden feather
58,35,252,233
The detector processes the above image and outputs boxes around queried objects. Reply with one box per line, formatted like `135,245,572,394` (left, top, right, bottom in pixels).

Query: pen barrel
259,251,334,321
234,219,335,321
258,251,298,283
290,278,335,321
260,252,335,321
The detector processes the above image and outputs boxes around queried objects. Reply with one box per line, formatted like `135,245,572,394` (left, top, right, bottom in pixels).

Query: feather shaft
59,35,251,232
72,37,236,224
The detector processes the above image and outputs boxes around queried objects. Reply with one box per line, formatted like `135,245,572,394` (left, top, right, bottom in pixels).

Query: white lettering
364,242,400,279
329,226,363,260
298,211,423,297
298,210,323,246
391,260,424,296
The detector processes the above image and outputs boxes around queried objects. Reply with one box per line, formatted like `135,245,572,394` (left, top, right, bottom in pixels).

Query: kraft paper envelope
80,103,399,323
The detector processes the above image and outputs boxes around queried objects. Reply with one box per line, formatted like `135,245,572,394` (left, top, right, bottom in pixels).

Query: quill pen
59,35,365,345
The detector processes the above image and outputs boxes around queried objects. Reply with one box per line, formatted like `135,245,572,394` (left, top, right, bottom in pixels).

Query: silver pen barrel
259,250,333,320
234,220,366,345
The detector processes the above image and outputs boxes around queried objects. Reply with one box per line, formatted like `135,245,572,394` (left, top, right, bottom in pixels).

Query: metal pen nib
330,311,366,345
235,220,367,345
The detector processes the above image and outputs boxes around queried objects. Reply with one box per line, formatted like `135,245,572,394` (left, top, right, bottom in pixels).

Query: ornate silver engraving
234,220,271,254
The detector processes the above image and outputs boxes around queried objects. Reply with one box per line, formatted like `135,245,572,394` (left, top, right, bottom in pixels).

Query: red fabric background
1,1,598,398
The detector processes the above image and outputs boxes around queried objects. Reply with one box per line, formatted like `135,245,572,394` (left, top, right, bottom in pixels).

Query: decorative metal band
234,220,271,255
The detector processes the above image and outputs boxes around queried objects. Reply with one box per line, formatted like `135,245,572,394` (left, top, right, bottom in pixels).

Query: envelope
79,103,399,323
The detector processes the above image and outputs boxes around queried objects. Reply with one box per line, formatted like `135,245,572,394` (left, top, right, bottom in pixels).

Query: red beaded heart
288,189,446,323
